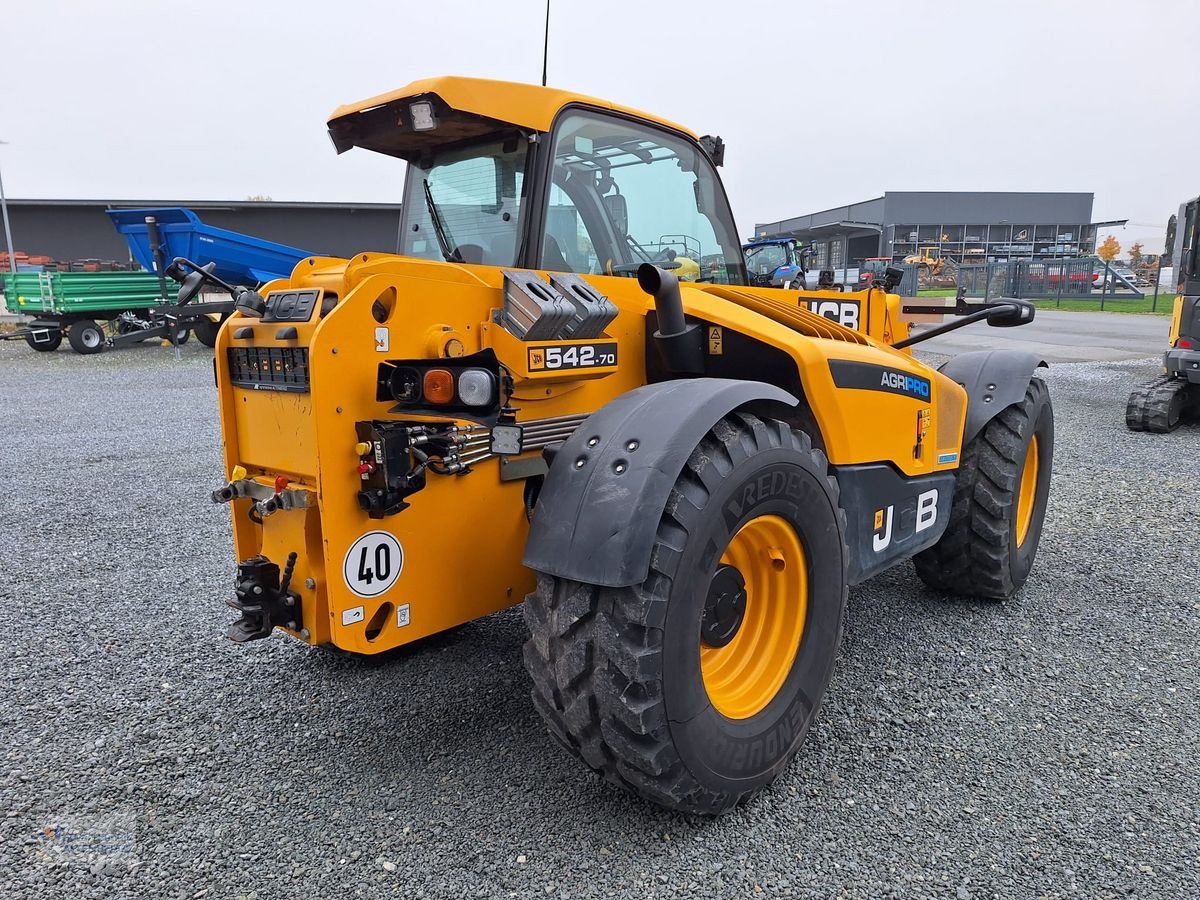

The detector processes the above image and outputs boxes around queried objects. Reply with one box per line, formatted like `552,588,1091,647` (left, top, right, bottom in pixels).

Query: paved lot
0,338,1197,899
923,310,1170,362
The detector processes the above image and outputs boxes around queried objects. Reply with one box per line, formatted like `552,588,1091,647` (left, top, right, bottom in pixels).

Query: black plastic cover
834,463,956,584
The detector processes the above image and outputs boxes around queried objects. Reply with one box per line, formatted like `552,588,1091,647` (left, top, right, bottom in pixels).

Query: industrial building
753,191,1124,270
0,198,404,268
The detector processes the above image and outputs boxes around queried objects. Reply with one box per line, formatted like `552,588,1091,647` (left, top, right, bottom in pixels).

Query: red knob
357,462,376,476
274,475,290,494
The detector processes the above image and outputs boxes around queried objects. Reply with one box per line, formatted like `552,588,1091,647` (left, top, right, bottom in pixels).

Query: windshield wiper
423,179,462,263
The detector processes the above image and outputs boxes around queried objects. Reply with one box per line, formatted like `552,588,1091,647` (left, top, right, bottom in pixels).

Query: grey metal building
753,191,1119,269
1,198,404,266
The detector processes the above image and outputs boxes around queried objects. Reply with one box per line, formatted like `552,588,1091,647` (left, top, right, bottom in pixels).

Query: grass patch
916,288,1174,315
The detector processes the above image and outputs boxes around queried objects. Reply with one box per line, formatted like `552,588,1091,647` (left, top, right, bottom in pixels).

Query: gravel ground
0,339,1197,899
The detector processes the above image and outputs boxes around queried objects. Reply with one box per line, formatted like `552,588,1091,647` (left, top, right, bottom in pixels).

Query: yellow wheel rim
699,515,807,720
1015,434,1040,547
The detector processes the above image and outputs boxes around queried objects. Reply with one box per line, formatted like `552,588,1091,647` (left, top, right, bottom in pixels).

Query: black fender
522,378,799,588
938,350,1047,444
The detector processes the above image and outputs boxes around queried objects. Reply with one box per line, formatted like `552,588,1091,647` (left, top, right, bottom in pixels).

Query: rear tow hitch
225,552,302,643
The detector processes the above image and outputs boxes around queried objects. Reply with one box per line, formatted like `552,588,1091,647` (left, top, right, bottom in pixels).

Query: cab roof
327,75,698,161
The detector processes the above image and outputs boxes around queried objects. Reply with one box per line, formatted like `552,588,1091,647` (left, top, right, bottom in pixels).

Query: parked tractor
192,77,1054,814
743,237,816,289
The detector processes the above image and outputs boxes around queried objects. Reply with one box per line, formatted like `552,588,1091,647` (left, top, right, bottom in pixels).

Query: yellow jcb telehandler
174,77,1055,814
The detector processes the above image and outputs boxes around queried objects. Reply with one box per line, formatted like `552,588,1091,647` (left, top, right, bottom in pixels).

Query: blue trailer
106,207,311,287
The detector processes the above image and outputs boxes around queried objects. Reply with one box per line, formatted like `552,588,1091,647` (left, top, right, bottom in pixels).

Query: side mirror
176,262,216,305
881,267,905,292
986,299,1036,327
602,193,629,237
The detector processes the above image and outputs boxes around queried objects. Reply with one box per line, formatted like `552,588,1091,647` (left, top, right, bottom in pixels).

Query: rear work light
456,369,496,407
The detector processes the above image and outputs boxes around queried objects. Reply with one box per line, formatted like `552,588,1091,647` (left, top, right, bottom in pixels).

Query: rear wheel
25,329,62,352
914,377,1053,598
523,412,848,814
67,319,105,354
194,319,220,347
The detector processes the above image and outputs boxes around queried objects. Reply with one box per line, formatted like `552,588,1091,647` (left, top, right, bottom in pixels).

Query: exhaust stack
638,264,704,375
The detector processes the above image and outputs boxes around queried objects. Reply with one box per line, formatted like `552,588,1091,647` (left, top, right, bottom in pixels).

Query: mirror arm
892,306,998,349
891,297,1034,350
168,257,240,295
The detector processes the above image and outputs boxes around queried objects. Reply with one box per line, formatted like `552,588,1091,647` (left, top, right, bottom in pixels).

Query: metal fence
957,259,1145,305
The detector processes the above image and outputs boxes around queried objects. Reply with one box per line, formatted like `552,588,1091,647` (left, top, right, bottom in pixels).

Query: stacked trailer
3,270,180,353
2,208,312,354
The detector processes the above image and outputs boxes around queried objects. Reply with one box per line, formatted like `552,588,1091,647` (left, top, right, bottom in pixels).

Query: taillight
382,358,501,412
422,369,455,404
1178,338,1194,349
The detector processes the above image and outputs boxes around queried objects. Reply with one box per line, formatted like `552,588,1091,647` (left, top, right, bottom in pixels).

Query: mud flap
522,379,799,588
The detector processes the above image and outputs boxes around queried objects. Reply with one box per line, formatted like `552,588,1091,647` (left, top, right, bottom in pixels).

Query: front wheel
67,319,105,354
914,377,1053,598
523,413,848,814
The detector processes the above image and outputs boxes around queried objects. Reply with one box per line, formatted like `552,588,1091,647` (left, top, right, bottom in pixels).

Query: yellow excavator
1126,194,1200,431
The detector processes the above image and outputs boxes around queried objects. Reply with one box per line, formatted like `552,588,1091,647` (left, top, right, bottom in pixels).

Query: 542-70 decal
527,341,618,372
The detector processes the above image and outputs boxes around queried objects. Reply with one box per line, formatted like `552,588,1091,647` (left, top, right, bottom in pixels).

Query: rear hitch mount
225,552,302,643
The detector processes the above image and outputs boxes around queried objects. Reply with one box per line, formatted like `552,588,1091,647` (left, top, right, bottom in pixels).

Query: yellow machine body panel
328,75,698,146
213,254,966,654
1169,293,1183,347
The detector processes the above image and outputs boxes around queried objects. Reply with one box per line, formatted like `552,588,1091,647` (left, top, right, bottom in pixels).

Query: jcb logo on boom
873,488,938,552
805,300,860,331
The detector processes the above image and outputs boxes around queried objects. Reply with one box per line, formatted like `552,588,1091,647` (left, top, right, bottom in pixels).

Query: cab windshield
398,133,529,266
541,110,745,284
744,243,790,277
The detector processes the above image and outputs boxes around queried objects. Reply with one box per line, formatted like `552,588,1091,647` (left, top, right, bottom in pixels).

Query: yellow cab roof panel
327,75,698,141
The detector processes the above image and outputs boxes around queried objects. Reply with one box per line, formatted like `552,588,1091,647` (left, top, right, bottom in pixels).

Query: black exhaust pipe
637,263,705,375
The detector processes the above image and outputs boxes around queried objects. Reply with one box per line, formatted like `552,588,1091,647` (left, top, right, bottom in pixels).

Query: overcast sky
2,0,1196,252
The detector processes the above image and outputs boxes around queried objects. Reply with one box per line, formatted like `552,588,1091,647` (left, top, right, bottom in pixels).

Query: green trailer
0,271,213,354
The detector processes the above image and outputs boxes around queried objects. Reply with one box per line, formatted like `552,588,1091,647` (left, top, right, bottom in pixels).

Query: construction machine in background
1126,194,1200,432
903,246,960,286
191,76,1054,814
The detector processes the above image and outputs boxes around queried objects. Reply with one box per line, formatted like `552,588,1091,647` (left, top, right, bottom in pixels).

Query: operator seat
541,235,571,273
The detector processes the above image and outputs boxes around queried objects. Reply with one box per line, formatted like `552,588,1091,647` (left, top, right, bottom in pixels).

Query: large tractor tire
67,319,105,354
523,413,848,814
25,329,62,352
914,377,1053,599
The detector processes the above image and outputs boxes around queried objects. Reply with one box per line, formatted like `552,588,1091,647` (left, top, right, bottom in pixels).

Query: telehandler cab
194,77,1054,814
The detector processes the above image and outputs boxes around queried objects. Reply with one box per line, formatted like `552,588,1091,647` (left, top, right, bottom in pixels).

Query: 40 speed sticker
343,531,403,599
527,341,617,372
